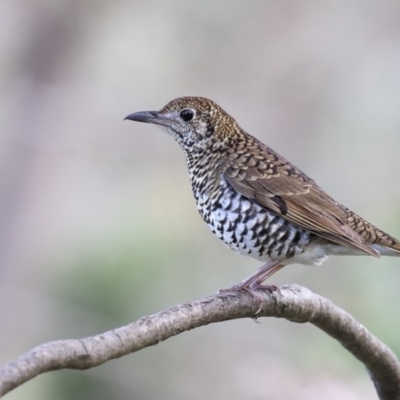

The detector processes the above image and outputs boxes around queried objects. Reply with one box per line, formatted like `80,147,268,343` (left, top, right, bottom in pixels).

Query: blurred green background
1,1,400,399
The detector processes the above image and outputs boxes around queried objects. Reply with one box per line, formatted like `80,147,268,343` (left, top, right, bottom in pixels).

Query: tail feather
372,244,400,257
345,210,400,256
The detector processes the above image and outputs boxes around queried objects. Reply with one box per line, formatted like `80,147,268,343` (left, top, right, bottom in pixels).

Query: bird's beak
124,111,171,126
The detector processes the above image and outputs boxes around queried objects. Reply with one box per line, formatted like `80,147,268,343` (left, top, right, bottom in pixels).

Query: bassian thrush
125,97,400,294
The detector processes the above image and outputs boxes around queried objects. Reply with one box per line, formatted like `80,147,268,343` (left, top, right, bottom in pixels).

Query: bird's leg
218,259,283,295
218,260,283,314
248,262,285,291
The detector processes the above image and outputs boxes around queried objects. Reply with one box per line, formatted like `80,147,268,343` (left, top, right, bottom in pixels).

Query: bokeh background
1,1,400,399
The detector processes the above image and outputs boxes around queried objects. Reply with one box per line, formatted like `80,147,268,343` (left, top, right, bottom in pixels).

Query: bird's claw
218,283,280,315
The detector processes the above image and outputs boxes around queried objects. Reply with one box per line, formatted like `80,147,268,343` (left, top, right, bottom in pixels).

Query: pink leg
218,260,284,314
219,259,284,294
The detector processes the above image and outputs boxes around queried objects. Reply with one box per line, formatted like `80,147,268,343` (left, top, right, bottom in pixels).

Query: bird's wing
220,137,379,257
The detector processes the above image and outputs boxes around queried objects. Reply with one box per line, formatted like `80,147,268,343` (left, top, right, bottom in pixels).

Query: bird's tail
372,244,400,257
346,210,400,257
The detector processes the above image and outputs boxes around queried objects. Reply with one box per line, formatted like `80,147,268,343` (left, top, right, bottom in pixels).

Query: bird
125,97,400,295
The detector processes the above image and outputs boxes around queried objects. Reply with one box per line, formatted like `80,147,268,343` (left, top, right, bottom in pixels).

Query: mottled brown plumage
125,97,400,293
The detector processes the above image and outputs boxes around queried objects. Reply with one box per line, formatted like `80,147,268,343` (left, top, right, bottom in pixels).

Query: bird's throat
185,151,223,212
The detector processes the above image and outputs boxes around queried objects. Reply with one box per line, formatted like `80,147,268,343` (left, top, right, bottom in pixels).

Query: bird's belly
197,189,312,262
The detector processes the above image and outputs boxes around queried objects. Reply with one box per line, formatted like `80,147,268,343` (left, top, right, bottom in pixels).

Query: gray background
1,1,400,399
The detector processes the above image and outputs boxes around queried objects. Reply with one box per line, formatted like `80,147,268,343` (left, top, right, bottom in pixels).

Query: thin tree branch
0,284,399,399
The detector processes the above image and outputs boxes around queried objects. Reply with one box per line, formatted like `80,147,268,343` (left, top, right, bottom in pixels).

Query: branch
0,284,399,399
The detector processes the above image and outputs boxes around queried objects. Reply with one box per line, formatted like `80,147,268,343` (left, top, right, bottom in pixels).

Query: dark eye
180,109,194,122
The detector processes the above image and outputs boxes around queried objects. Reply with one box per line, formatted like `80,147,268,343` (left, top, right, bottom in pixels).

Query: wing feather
220,140,379,257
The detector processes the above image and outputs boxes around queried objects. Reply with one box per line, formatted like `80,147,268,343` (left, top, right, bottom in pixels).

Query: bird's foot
248,283,280,293
218,282,279,314
218,260,283,314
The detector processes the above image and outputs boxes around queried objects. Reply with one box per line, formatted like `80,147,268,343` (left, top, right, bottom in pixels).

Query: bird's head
125,97,239,153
